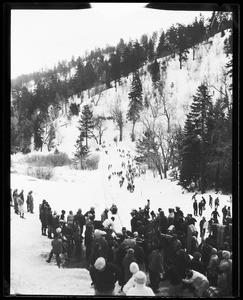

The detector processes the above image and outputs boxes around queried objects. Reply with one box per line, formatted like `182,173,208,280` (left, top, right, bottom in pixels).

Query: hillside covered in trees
11,11,233,194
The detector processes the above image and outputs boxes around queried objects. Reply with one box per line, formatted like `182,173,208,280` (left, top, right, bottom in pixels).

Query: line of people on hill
11,188,34,218
39,194,232,297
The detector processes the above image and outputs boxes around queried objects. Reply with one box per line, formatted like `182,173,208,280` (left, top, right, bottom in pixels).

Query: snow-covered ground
10,144,232,296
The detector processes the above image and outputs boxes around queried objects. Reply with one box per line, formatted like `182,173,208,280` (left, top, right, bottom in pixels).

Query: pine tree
180,85,213,193
156,31,168,58
148,59,160,88
127,71,143,141
74,131,90,170
176,24,189,69
79,105,94,147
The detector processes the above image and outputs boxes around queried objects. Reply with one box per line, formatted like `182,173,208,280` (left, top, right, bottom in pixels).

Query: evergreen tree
166,25,177,57
74,131,90,170
180,85,213,193
148,59,160,88
156,31,168,58
79,105,94,147
127,71,143,141
176,23,190,69
147,38,155,62
109,51,122,91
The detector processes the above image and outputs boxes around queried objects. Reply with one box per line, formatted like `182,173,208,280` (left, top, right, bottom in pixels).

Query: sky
11,3,213,79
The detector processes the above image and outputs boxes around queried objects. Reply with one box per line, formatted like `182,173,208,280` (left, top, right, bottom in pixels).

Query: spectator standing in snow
13,189,19,214
193,199,198,216
17,192,25,219
198,200,203,216
27,191,34,213
67,210,74,226
222,205,227,224
89,257,120,295
209,195,213,208
148,244,165,294
46,228,63,267
126,271,155,296
214,197,220,209
73,209,86,237
85,214,95,260
211,208,220,224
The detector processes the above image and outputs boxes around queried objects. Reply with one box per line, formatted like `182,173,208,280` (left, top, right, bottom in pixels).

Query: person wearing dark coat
27,191,34,213
222,205,227,225
46,230,63,267
84,206,95,220
190,252,206,275
159,210,168,234
89,257,121,295
198,200,203,216
162,263,182,297
122,248,137,285
148,244,165,294
91,230,108,259
174,249,191,279
13,189,19,214
73,209,86,237
133,240,146,272
193,199,198,216
211,208,220,224
84,215,95,260
116,242,127,291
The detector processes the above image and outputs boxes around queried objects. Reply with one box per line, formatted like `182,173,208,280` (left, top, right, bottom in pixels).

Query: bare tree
110,96,125,142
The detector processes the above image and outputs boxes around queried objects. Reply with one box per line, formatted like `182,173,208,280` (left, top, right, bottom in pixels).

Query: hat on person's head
211,248,218,255
222,250,231,259
130,262,139,274
135,271,146,285
94,257,106,271
219,262,230,271
193,252,201,260
56,227,62,234
127,248,134,255
122,227,126,231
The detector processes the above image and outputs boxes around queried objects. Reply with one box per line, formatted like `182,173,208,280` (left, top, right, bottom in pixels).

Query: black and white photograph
4,2,239,297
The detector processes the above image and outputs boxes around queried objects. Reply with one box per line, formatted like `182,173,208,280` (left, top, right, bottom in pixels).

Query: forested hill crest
11,14,233,194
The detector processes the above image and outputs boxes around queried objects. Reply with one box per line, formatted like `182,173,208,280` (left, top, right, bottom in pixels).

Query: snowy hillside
51,30,232,157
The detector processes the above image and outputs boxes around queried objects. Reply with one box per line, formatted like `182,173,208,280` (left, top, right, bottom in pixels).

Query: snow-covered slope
52,30,232,157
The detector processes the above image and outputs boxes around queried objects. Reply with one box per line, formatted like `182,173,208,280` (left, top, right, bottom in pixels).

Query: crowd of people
11,146,233,297
36,192,232,297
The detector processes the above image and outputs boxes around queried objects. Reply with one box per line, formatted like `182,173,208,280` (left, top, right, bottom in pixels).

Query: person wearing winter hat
123,262,139,294
89,257,121,295
218,250,232,273
126,271,155,296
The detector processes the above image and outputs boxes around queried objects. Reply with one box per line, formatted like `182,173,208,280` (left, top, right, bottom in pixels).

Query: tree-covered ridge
11,11,233,193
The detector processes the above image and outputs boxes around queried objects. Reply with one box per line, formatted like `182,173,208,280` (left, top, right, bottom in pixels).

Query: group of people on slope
11,188,34,218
